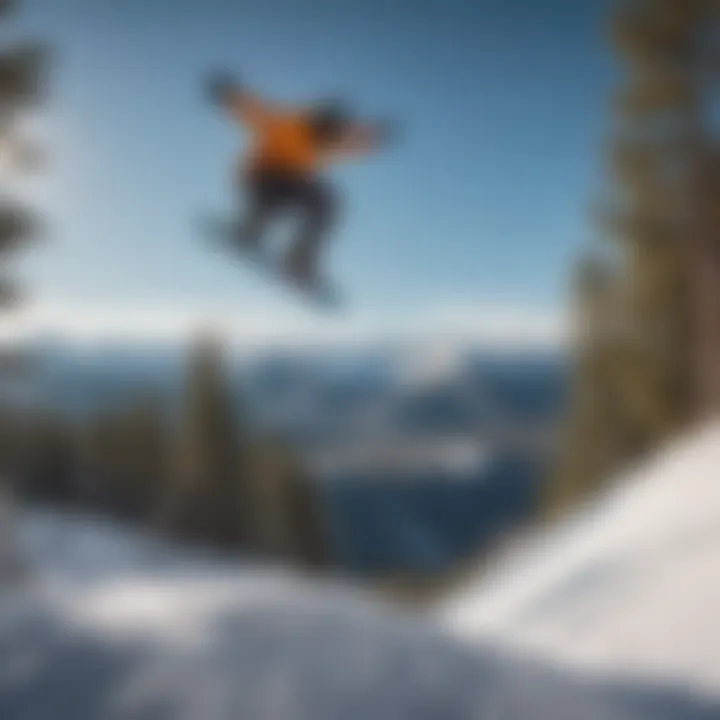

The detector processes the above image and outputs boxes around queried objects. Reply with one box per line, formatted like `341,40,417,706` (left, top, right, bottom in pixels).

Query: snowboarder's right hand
372,120,399,147
206,71,241,107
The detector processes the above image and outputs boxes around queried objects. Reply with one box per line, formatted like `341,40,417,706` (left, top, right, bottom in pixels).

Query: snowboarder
206,71,393,289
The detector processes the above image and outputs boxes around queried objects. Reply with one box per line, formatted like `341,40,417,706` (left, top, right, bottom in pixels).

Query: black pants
240,169,338,279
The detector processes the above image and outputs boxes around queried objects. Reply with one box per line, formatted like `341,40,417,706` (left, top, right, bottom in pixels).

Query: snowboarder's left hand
205,71,241,107
373,119,399,147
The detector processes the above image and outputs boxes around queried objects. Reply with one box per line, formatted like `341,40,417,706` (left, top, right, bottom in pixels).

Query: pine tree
76,409,124,509
608,0,701,431
247,439,328,568
118,394,171,525
169,333,249,547
549,0,718,517
24,411,80,502
549,255,622,514
79,395,170,522
0,0,48,502
0,0,47,305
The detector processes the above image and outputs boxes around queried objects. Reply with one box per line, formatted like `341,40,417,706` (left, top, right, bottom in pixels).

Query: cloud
0,295,568,353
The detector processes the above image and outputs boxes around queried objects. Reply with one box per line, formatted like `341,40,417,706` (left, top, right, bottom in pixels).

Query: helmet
308,98,351,144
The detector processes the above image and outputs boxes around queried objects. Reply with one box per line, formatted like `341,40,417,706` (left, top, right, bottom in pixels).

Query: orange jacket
227,92,377,176
247,110,325,175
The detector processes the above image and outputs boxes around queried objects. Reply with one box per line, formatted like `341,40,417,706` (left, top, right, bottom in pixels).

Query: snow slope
441,422,720,697
2,511,493,720
2,423,720,719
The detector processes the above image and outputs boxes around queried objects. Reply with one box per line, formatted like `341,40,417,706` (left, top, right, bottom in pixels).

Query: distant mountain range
20,339,568,448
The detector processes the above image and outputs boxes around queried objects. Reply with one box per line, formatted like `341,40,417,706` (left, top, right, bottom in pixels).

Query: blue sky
8,0,613,341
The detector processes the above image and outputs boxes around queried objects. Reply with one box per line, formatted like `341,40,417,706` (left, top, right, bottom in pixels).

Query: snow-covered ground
441,421,720,698
2,424,720,718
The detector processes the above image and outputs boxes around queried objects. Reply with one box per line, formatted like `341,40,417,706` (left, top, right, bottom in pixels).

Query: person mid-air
206,72,393,292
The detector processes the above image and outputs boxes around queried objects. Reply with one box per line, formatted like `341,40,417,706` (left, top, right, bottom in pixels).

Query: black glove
205,71,241,106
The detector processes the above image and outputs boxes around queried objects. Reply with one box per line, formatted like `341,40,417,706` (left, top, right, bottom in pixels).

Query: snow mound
1,510,493,720
441,421,720,696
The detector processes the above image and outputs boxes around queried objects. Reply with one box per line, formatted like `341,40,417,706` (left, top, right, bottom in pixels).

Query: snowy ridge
440,422,720,696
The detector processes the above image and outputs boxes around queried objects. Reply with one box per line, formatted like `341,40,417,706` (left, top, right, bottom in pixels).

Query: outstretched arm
206,71,274,128
327,121,397,159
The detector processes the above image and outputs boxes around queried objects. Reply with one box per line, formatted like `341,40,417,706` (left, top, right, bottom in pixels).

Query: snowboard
200,215,344,311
